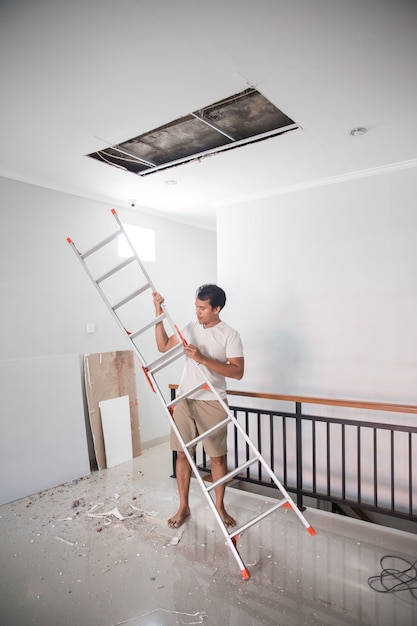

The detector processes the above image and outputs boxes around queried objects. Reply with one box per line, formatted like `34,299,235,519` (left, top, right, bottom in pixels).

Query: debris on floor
164,530,183,547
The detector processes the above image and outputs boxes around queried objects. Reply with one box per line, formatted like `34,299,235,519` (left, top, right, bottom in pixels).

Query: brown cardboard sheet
84,350,141,469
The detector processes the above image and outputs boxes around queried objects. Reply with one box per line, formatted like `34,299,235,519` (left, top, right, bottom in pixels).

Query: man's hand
185,344,244,380
153,291,165,316
184,343,202,363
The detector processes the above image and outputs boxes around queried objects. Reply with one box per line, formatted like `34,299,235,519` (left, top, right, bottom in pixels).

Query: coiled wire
368,555,417,599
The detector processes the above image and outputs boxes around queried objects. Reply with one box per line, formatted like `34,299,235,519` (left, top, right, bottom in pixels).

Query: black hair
196,284,226,310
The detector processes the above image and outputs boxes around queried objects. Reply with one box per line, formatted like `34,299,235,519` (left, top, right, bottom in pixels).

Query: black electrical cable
368,555,417,600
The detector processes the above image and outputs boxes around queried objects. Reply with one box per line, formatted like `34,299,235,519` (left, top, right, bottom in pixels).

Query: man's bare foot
167,506,190,528
218,506,236,527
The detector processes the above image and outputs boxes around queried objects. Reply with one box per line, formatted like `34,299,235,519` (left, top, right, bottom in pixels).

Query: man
153,284,244,529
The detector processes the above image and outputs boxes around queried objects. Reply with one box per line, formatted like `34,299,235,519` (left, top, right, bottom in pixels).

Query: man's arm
153,292,179,353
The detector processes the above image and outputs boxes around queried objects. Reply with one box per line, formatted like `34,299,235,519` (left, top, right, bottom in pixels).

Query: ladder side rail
110,209,185,347
147,369,248,574
165,372,309,529
189,375,315,533
185,360,316,539
166,366,316,543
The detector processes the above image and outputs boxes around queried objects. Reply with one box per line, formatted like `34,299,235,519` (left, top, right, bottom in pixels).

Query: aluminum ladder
67,208,316,580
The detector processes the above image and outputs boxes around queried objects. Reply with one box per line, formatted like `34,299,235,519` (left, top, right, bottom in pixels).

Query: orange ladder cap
241,568,251,580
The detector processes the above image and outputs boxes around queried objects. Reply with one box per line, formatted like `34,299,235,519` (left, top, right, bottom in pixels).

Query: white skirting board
0,355,90,505
99,395,133,468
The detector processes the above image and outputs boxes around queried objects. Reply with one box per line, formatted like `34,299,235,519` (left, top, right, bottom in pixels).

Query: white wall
217,165,417,410
0,177,217,446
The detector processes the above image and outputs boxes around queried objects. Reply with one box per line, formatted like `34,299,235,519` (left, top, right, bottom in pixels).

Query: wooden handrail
168,384,417,415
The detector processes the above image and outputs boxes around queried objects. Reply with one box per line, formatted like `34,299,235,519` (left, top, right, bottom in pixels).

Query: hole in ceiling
88,88,299,176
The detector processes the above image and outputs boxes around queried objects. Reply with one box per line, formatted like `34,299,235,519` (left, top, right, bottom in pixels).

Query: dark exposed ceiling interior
88,88,298,175
0,0,416,230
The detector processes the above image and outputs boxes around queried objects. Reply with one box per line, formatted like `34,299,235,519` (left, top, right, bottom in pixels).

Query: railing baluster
245,410,250,479
373,428,377,509
409,432,413,516
357,427,362,504
269,414,274,480
312,420,317,495
283,415,288,486
296,402,303,510
391,430,395,513
257,412,262,482
326,421,331,497
341,424,346,501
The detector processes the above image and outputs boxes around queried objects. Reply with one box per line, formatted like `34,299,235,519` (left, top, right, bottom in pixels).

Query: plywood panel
0,355,90,505
84,350,141,469
99,395,133,468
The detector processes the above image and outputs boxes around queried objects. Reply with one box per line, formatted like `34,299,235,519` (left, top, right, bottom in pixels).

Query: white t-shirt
178,320,244,400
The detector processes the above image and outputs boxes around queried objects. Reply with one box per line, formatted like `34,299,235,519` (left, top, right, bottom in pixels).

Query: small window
88,88,298,176
119,224,155,262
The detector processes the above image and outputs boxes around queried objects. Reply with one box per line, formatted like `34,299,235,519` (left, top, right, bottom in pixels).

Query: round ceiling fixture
165,179,178,186
349,127,367,136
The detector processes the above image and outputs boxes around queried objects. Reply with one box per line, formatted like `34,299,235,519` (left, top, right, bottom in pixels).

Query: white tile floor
1,441,416,626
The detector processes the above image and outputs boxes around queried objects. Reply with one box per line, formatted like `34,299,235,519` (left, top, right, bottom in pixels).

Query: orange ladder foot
241,568,250,580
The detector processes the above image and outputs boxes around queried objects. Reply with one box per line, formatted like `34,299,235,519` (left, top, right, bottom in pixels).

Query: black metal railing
169,386,417,523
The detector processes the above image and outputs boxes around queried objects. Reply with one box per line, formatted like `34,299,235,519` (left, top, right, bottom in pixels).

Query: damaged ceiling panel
88,88,299,176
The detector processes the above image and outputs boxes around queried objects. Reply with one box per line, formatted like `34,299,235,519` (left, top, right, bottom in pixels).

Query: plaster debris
110,608,207,625
164,531,183,547
54,536,76,546
88,506,126,521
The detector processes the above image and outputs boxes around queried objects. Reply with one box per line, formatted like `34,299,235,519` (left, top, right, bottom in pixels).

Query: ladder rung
229,500,287,539
206,457,260,492
113,284,153,310
166,381,212,408
184,415,233,449
128,313,167,339
145,344,185,374
96,256,136,283
81,230,121,258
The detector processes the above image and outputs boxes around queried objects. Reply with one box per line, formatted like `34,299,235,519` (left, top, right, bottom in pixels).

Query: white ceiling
1,0,416,230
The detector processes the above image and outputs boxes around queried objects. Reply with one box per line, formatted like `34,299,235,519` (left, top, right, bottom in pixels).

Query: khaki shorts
170,399,228,458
